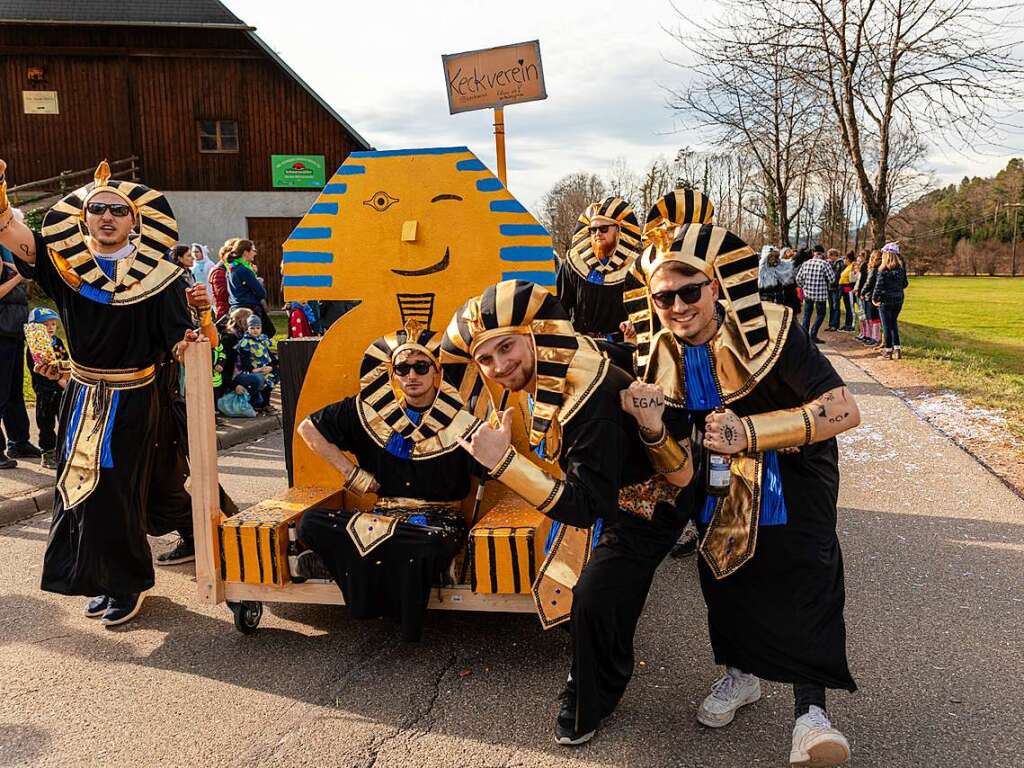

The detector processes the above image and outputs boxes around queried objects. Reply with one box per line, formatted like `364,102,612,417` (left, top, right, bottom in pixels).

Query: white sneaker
696,669,762,727
790,706,851,767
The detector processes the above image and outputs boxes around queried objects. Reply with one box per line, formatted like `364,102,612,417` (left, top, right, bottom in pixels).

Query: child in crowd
24,307,68,469
286,300,317,338
234,314,277,412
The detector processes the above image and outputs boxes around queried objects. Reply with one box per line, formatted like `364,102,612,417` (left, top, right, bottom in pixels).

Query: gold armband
344,465,377,496
740,405,816,453
641,428,689,474
0,172,9,214
490,446,565,514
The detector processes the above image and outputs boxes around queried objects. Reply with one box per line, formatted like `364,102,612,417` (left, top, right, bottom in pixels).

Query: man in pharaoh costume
0,159,214,626
628,220,860,767
442,280,694,746
295,321,482,642
556,196,643,345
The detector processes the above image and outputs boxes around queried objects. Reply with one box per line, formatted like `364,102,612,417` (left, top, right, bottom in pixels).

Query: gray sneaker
697,669,762,727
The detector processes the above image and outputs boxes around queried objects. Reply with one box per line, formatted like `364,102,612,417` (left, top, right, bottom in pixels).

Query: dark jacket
227,262,266,308
862,267,879,298
872,266,908,304
0,253,29,338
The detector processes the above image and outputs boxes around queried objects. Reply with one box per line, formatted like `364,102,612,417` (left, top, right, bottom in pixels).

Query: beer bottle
705,407,732,497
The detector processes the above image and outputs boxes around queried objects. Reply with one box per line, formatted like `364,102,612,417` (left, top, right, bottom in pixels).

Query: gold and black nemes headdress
357,319,478,458
564,196,643,284
643,188,715,239
441,280,608,458
41,161,181,305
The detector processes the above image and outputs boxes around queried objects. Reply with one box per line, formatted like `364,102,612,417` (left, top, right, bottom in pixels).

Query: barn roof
0,0,249,28
1,0,372,150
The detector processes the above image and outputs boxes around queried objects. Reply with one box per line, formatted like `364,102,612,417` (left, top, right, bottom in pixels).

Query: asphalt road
1,353,1021,768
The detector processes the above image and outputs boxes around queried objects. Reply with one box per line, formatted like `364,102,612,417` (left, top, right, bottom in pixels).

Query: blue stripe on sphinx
500,246,555,262
335,165,366,175
476,178,504,192
499,224,549,237
456,158,487,171
290,227,332,240
501,270,555,286
322,183,348,194
490,200,528,213
283,251,333,264
350,147,469,158
283,275,333,288
308,202,338,215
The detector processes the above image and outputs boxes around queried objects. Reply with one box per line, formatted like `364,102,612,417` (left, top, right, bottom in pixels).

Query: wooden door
246,216,300,309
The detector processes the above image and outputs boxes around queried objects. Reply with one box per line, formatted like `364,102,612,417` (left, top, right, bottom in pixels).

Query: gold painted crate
219,487,341,586
468,497,551,595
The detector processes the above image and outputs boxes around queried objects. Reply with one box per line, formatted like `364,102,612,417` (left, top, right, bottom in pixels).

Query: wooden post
183,341,224,605
493,107,507,187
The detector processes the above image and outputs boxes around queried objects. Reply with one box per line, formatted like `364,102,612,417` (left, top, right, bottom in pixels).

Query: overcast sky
225,0,1024,211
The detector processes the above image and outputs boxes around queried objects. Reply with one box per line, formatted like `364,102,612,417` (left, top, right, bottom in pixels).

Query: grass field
899,276,1024,436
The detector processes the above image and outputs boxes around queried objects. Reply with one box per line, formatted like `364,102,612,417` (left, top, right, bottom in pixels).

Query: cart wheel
229,601,262,634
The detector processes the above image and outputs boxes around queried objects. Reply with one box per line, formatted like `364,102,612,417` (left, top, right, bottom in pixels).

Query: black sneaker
0,453,15,470
670,526,699,559
294,549,333,581
41,450,58,470
85,595,110,618
101,591,148,627
555,683,596,746
6,442,42,459
156,537,195,566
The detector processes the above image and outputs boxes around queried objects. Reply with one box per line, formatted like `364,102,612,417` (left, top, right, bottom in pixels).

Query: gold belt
69,361,156,389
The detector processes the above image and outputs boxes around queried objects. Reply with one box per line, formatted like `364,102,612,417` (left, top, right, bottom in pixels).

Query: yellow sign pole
493,107,507,187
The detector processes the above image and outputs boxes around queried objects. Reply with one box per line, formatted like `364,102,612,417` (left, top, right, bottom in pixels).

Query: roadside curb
0,413,282,528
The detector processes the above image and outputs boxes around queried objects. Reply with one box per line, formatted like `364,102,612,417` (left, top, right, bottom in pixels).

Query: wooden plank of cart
181,341,586,634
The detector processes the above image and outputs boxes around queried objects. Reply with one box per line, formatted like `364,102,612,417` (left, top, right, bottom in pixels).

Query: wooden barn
0,0,370,306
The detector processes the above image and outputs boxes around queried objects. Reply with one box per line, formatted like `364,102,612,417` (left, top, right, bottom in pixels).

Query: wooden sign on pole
442,40,546,187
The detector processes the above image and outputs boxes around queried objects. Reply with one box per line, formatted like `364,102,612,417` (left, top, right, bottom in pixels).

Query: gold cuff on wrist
643,429,689,474
344,465,376,496
740,405,816,453
490,446,564,513
0,175,9,215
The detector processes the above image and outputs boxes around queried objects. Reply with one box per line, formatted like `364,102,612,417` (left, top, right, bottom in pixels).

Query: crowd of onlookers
758,241,909,360
167,239,327,419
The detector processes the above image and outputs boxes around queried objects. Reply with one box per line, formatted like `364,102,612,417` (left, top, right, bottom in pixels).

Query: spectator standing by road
825,248,843,332
837,252,856,332
795,246,832,343
860,250,883,347
872,242,909,360
0,237,38,469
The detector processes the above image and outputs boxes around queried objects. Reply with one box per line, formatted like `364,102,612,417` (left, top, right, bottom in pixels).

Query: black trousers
34,388,62,452
569,512,683,734
0,336,30,447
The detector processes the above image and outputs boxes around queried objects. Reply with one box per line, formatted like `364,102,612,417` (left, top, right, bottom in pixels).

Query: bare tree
770,0,1024,246
605,157,642,213
667,3,826,246
538,173,607,257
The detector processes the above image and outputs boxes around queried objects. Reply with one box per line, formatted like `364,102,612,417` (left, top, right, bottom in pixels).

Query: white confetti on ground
892,389,1020,450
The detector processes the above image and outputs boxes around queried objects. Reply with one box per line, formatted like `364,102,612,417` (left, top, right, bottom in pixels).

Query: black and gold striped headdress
564,197,642,285
357,319,477,458
441,280,578,453
638,224,769,358
643,189,715,241
41,161,181,305
624,189,719,375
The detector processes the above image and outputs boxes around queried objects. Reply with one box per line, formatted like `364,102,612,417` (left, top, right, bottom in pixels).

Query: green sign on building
271,154,326,188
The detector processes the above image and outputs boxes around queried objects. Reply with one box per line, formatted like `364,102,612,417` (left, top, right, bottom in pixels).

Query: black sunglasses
587,224,617,234
651,280,712,309
393,360,433,376
85,202,132,218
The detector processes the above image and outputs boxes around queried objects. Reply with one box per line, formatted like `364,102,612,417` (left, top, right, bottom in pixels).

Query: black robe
535,363,694,734
297,396,476,641
20,232,193,597
556,261,628,339
685,321,856,692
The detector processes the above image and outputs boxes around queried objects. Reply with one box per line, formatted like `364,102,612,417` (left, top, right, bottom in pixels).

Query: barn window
198,120,239,153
